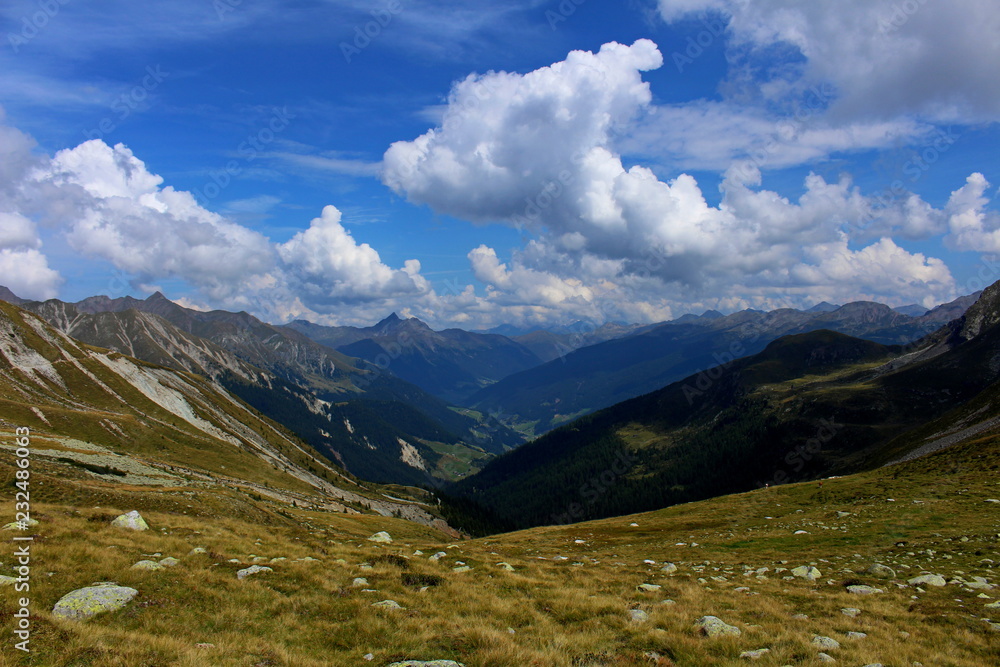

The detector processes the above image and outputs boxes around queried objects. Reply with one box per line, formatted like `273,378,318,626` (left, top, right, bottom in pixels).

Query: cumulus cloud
382,39,963,319
657,0,1000,123
944,173,1000,252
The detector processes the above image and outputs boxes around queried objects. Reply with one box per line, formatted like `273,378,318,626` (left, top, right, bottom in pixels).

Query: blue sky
1,0,998,328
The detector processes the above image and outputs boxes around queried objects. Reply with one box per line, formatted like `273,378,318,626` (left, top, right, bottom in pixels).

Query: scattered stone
159,557,179,567
660,562,678,574
363,654,374,661
841,607,861,617
110,510,148,531
387,661,465,667
236,565,272,580
791,613,809,621
428,552,447,561
0,575,18,586
452,566,472,573
792,565,821,581
794,530,809,535
985,601,1000,609
637,583,661,592
836,511,851,518
847,585,883,595
130,560,163,571
2,518,38,530
629,523,639,527
52,584,138,621
817,653,835,663
352,578,369,587
195,643,215,649
368,531,392,544
188,547,208,556
865,563,896,579
695,615,741,637
812,636,841,650
908,574,947,587
496,562,515,571
372,600,404,610
740,648,770,660
846,631,867,640
660,599,676,606
628,609,649,623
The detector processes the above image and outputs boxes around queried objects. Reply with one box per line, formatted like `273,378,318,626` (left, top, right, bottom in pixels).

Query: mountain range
451,283,1000,530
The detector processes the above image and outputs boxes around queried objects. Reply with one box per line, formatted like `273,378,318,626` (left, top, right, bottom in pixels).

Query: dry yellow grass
0,433,998,666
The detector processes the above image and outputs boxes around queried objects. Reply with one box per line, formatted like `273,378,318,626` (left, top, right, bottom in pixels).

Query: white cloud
944,173,1000,252
277,205,430,305
657,0,1000,123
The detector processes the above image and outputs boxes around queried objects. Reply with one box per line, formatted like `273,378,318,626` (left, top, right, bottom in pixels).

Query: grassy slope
0,423,997,665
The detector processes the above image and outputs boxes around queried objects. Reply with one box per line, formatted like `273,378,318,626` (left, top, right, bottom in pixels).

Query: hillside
6,292,521,484
453,282,1000,530
0,404,996,665
0,301,448,525
285,314,543,404
471,293,979,436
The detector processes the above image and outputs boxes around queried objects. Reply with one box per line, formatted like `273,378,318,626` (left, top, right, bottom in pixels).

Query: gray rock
452,566,472,573
637,583,661,592
985,601,1000,609
846,631,867,640
158,557,179,567
188,547,208,555
0,575,18,586
236,565,272,580
110,510,148,531
351,577,369,587
847,585,883,595
496,562,515,571
865,563,896,579
841,607,861,617
130,560,163,571
372,599,404,610
817,653,836,663
908,573,947,587
52,584,138,620
628,609,649,623
660,562,678,573
2,518,38,530
428,552,447,561
740,648,770,660
792,565,821,581
388,662,466,667
368,531,392,543
812,636,841,650
695,615,741,637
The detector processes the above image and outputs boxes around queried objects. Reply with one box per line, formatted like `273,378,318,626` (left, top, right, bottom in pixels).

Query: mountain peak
806,301,839,313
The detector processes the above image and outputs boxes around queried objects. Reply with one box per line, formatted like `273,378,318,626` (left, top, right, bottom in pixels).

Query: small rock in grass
159,557,179,567
847,585,883,595
637,583,661,592
695,615,740,637
841,607,861,617
628,609,649,623
812,636,841,650
846,631,867,640
130,560,163,571
791,565,821,581
740,648,770,660
908,573,947,587
52,584,138,620
368,531,392,543
236,565,272,580
865,563,896,579
372,600,404,610
110,510,148,531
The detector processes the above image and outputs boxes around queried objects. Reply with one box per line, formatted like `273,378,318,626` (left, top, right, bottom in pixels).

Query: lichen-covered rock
110,510,148,531
52,585,138,620
791,565,821,581
130,560,163,571
695,615,741,637
812,636,841,650
372,599,404,610
847,584,883,595
637,583,661,592
388,661,466,667
908,573,947,587
159,557,179,567
368,531,392,543
865,563,896,579
236,565,272,580
740,648,770,660
628,609,649,623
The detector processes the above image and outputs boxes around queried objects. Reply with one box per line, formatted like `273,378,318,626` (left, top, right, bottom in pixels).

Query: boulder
660,562,678,574
865,563,896,579
695,615,741,637
791,565,821,581
372,600,405,610
236,565,272,580
628,609,649,623
637,583,661,592
130,560,163,571
110,511,148,531
740,648,770,660
388,662,466,667
368,531,392,543
52,584,138,621
908,574,947,587
847,585,883,595
812,636,841,650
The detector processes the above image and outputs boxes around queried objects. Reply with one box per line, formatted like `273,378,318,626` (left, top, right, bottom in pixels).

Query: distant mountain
453,281,1000,529
0,285,25,305
511,321,650,363
806,301,840,313
0,300,448,525
470,293,979,435
284,314,543,404
893,304,928,317
3,290,522,484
